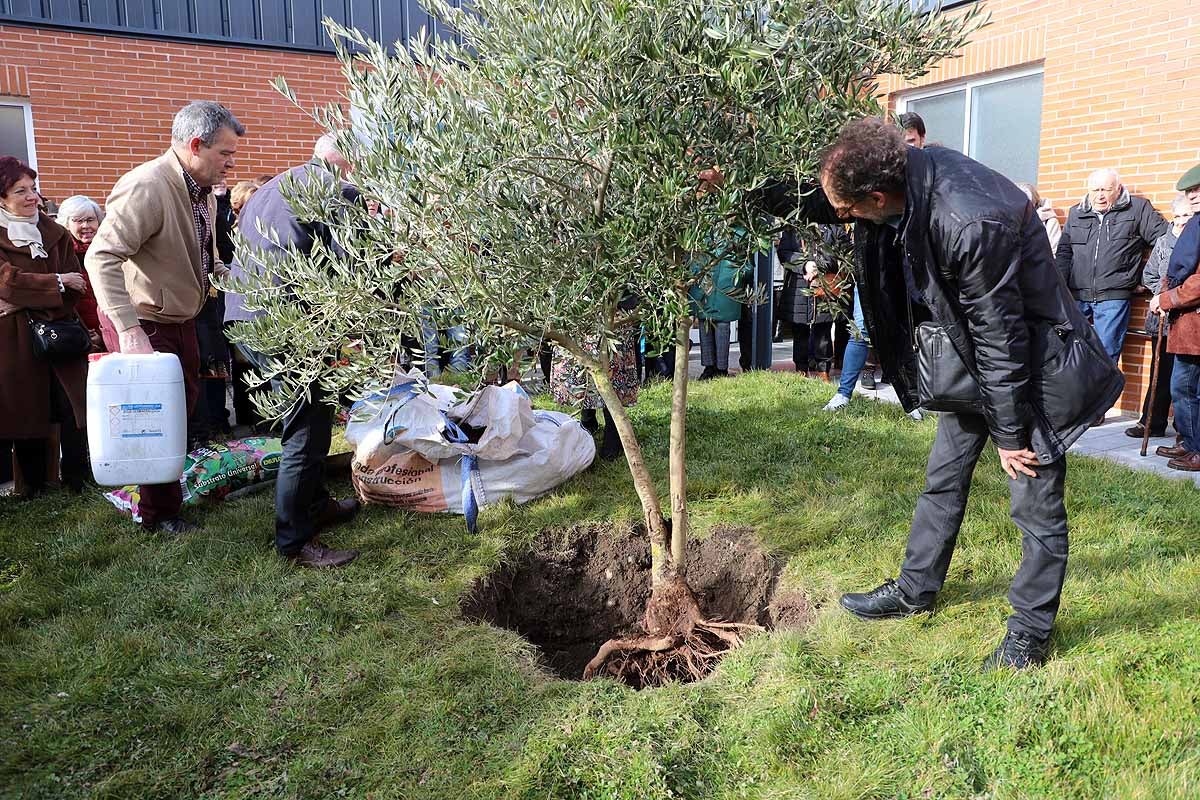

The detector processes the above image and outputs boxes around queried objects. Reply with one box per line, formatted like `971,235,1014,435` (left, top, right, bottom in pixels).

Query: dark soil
460,523,810,683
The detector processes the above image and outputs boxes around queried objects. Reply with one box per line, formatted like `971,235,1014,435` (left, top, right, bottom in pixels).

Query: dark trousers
274,390,333,554
793,321,833,372
737,304,754,371
1138,329,1174,434
897,411,1069,638
230,335,264,430
2,372,87,492
100,316,200,527
241,347,332,554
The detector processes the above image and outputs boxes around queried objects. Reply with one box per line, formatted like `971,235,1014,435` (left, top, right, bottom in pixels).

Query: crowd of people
2,101,1199,667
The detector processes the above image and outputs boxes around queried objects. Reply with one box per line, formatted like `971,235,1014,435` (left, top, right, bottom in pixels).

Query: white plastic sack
347,370,595,528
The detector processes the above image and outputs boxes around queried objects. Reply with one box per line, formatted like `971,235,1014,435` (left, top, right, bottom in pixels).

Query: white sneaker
909,408,925,421
823,393,851,412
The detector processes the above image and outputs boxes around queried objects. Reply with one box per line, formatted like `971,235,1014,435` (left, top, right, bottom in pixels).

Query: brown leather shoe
1167,452,1200,472
1156,442,1190,459
286,541,359,569
316,497,361,532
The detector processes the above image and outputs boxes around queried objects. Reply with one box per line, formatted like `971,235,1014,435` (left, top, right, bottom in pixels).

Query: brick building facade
0,24,343,203
882,0,1200,414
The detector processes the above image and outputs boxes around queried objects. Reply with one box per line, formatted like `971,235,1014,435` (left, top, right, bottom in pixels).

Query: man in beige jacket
86,101,244,534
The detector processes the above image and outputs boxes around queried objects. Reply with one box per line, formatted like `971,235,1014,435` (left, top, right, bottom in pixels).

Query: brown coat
1162,269,1200,356
0,214,88,439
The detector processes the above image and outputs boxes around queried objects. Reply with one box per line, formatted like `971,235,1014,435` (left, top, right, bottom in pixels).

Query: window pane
0,105,31,165
906,90,965,153
968,73,1043,185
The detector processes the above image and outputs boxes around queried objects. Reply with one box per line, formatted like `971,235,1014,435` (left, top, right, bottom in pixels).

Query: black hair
898,111,926,137
820,117,909,202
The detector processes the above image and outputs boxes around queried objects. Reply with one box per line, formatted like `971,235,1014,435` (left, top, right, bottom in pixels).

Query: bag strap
906,285,917,354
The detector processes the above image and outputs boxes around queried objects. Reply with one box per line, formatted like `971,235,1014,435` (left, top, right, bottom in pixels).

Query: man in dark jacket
739,118,1124,669
229,133,362,569
1055,169,1168,364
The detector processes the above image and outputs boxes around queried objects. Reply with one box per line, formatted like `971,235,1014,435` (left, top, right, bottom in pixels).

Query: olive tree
227,0,981,680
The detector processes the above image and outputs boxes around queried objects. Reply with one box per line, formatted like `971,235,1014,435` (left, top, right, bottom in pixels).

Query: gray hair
1172,192,1191,217
55,195,103,227
171,101,245,146
313,132,343,160
1087,168,1120,188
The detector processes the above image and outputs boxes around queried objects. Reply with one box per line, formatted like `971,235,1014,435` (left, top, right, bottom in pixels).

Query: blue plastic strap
441,415,480,535
460,454,480,536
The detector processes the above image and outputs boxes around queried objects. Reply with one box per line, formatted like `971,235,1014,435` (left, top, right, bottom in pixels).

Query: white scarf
0,206,47,259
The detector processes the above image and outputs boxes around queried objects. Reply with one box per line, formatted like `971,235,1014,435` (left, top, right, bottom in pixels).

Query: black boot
580,408,599,435
839,579,932,620
982,630,1050,671
600,408,623,460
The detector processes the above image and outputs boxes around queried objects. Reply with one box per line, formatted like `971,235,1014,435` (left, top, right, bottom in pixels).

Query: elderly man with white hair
224,133,362,570
55,195,105,349
86,100,244,534
1055,169,1168,409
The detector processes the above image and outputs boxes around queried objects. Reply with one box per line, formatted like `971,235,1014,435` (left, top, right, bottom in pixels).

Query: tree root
582,621,755,688
581,575,765,688
581,635,678,679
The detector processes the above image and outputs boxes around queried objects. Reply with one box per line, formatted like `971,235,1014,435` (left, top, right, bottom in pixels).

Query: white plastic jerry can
86,352,188,487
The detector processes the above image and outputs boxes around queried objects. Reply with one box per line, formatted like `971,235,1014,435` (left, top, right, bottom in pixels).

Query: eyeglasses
830,196,865,220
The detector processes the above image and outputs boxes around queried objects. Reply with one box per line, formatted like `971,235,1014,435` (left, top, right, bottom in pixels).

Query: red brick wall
0,25,344,204
881,0,1200,414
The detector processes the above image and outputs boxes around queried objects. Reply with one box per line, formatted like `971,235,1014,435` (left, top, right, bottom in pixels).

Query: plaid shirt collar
175,158,214,288
180,167,211,204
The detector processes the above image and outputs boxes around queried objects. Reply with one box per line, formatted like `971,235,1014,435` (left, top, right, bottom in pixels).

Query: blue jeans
837,291,869,399
1171,355,1200,452
1077,299,1131,362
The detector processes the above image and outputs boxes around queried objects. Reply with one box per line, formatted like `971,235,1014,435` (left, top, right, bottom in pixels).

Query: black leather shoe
1125,423,1166,439
982,630,1050,671
839,579,932,620
697,366,718,381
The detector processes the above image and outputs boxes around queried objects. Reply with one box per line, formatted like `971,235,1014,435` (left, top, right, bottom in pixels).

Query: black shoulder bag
28,314,91,361
909,296,984,415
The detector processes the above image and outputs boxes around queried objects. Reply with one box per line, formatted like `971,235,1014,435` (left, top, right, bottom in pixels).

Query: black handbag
28,315,91,360
913,321,984,414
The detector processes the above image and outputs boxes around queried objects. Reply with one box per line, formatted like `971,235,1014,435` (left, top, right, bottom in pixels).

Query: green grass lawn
2,371,1198,799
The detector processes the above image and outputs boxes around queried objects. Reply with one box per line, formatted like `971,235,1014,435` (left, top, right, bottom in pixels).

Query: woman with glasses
0,158,90,495
55,195,106,351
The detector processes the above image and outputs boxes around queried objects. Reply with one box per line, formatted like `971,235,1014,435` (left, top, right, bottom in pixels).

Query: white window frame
895,65,1044,159
0,97,38,171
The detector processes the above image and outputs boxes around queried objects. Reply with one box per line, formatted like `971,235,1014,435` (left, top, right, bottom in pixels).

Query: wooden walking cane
1141,320,1166,457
